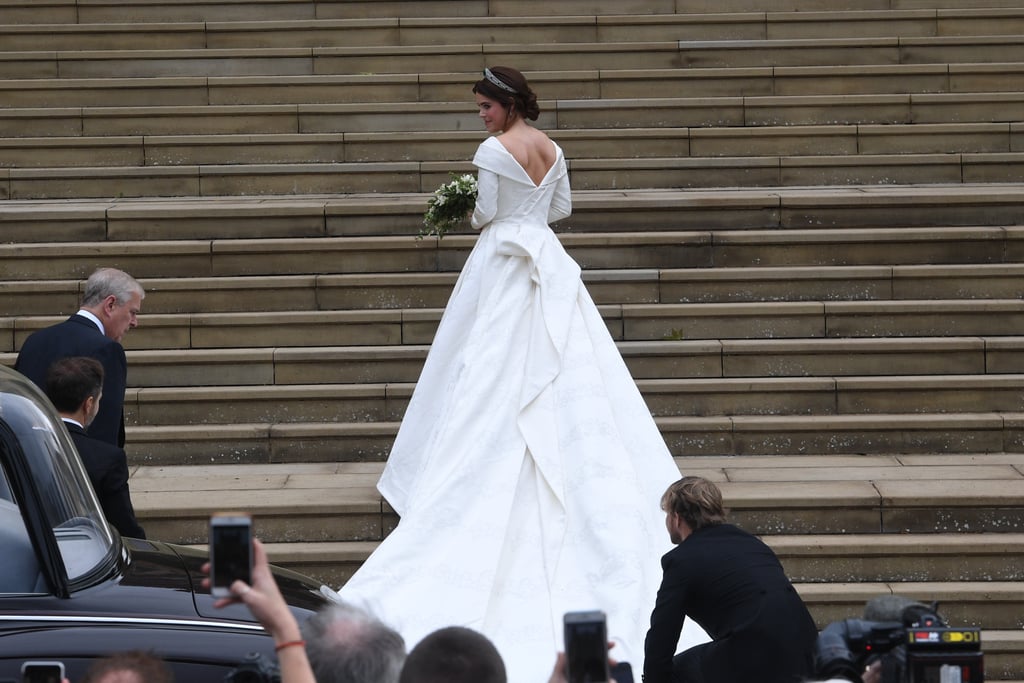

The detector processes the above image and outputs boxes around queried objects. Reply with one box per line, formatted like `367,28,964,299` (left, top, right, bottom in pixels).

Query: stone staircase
1,0,1023,677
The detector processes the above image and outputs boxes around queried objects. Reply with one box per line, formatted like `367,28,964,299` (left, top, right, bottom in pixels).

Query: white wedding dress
338,136,709,682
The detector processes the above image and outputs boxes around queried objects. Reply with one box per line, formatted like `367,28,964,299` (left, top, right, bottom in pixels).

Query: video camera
814,597,983,683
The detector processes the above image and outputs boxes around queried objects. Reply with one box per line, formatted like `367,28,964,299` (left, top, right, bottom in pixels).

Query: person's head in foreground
399,626,507,683
302,601,406,683
80,650,174,683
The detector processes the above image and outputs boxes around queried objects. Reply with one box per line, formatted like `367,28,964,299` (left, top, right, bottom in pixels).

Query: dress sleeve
470,166,498,231
547,169,571,224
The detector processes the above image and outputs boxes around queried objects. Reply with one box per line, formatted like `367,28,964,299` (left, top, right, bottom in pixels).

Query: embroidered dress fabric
338,136,708,682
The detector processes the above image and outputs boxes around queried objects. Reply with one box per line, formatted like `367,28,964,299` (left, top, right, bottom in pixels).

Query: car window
0,465,45,594
0,386,114,586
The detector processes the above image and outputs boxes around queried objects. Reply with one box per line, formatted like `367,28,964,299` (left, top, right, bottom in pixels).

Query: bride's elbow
470,211,492,231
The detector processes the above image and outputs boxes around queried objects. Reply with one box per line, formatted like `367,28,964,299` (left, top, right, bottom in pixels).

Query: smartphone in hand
21,661,64,683
564,610,610,683
209,512,253,598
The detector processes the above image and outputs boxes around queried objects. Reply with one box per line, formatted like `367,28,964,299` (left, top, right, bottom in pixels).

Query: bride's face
476,93,509,134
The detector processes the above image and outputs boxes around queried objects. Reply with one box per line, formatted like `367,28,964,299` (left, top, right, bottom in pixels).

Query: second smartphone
209,512,253,598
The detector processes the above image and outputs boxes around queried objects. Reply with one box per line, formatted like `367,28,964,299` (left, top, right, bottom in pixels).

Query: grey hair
81,268,145,307
302,602,406,683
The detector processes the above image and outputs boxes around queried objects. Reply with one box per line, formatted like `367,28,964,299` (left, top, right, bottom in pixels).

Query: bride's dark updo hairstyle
473,66,541,122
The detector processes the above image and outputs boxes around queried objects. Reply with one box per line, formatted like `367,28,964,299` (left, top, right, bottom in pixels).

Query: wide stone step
4,84,1024,128
2,186,1023,241
678,35,1024,68
657,264,1024,302
2,223,1015,284
2,123,1019,167
3,30,1024,80
128,337,1024,384
255,532,1024,588
2,59,1023,102
0,233,698,284
6,10,1024,50
8,264,1024,319
10,0,1024,24
7,300,1024,357
0,0,491,24
131,453,1024,540
798,581,1024,630
3,333,1011,382
0,43,656,79
117,375,1024,426
621,299,1024,341
0,0,860,24
107,413,1024,464
7,335,1008,386
6,151,1024,199
772,532,1024,583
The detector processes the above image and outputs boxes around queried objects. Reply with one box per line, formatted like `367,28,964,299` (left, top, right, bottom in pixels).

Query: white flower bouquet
419,173,478,240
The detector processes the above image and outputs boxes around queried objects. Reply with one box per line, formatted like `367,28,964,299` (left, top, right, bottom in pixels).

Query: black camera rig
814,599,983,683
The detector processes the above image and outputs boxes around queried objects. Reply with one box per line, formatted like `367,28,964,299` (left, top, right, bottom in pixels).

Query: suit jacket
65,421,145,539
15,314,127,447
644,523,817,683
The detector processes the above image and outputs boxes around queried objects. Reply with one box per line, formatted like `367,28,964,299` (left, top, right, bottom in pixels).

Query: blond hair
660,476,726,531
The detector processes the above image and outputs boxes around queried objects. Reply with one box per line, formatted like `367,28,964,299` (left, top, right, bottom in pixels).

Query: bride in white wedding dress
337,66,708,682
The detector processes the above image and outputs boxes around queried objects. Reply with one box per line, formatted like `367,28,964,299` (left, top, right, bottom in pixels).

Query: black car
0,365,330,682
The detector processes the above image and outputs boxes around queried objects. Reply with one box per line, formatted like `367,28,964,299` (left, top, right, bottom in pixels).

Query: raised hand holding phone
208,512,253,599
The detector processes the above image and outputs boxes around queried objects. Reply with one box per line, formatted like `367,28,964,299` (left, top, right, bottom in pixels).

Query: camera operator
813,596,983,683
644,477,818,683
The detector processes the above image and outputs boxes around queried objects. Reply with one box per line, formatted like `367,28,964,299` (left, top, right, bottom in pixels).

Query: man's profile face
665,511,684,545
105,292,142,342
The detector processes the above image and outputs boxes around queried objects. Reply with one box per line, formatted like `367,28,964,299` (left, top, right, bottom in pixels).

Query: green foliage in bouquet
419,173,478,239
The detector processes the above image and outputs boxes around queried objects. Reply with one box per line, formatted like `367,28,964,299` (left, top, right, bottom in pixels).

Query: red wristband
274,640,306,652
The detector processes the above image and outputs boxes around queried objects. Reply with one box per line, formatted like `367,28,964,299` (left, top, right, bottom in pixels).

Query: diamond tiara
483,68,518,94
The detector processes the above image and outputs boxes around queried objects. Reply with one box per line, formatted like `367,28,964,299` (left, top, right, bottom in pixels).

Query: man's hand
863,660,882,683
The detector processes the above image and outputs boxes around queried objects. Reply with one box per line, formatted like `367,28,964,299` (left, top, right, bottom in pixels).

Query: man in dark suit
45,356,146,539
16,267,144,448
644,476,817,683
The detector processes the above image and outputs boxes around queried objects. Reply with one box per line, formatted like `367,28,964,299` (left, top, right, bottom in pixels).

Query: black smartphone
209,512,253,598
21,662,64,683
564,610,610,683
611,662,634,683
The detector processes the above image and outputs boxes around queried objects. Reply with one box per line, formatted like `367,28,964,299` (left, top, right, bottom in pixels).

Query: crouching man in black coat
644,476,817,683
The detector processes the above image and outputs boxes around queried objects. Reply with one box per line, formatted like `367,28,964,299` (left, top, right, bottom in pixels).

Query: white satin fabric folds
338,137,706,682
